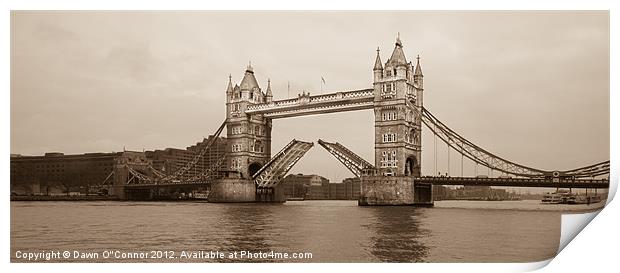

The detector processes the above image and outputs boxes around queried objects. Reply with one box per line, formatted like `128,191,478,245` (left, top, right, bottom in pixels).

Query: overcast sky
11,11,609,183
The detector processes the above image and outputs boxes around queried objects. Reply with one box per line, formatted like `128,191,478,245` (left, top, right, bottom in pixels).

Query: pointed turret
226,74,233,94
414,54,424,99
414,54,423,76
387,33,407,67
239,61,260,91
373,47,383,82
374,47,383,71
265,78,273,103
225,74,234,103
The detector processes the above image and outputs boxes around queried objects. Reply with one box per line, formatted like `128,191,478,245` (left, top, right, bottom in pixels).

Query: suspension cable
461,147,464,177
434,123,437,176
447,142,450,176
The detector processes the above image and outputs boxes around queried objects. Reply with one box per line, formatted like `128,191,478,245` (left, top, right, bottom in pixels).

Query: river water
10,200,604,263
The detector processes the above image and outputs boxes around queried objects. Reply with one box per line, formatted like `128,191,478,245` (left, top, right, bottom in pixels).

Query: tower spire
246,61,254,73
415,54,423,76
387,33,407,66
265,78,273,102
373,47,383,71
226,74,233,93
266,78,273,96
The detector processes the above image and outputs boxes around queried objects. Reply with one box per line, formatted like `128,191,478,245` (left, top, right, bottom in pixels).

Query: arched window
231,159,241,170
381,150,397,167
410,129,418,145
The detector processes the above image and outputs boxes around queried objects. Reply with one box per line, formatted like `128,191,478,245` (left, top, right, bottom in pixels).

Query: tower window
381,83,397,98
381,150,397,167
382,111,397,121
383,133,397,143
232,144,242,152
231,158,242,170
254,140,263,153
232,126,242,135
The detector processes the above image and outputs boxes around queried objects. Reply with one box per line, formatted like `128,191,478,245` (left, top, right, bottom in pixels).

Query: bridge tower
372,35,422,177
225,63,273,179
360,35,432,206
209,63,275,203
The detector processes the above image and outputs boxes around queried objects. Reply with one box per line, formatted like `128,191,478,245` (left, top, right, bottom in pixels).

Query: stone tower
372,35,423,177
225,63,272,178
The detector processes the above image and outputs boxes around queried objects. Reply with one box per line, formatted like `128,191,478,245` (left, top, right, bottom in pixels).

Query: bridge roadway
124,176,609,189
245,88,374,119
124,181,211,188
415,176,609,188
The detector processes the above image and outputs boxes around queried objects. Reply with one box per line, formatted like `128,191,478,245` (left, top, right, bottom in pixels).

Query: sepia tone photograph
9,10,610,264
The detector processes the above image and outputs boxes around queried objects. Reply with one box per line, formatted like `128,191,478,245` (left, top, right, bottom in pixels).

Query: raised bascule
107,36,610,204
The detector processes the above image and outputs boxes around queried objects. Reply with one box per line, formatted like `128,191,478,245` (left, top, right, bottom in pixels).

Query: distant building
10,151,147,195
433,185,450,200
144,135,227,180
328,183,344,199
433,185,510,200
11,135,228,196
328,178,360,200
343,177,361,200
280,174,330,200
280,174,360,200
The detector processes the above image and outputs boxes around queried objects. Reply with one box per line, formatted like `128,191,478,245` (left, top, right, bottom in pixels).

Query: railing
415,176,610,188
317,139,374,177
253,139,314,188
246,88,374,113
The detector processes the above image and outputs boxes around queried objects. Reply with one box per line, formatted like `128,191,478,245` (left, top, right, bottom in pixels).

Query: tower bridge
108,35,610,204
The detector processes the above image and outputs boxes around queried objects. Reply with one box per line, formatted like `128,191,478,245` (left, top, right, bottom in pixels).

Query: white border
2,1,617,273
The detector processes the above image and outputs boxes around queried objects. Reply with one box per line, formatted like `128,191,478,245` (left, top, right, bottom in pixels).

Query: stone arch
248,162,263,177
410,129,419,145
405,156,418,176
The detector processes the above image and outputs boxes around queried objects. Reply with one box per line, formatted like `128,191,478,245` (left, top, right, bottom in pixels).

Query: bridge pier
207,178,286,203
359,175,433,206
255,187,286,203
207,178,256,202
124,188,154,200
